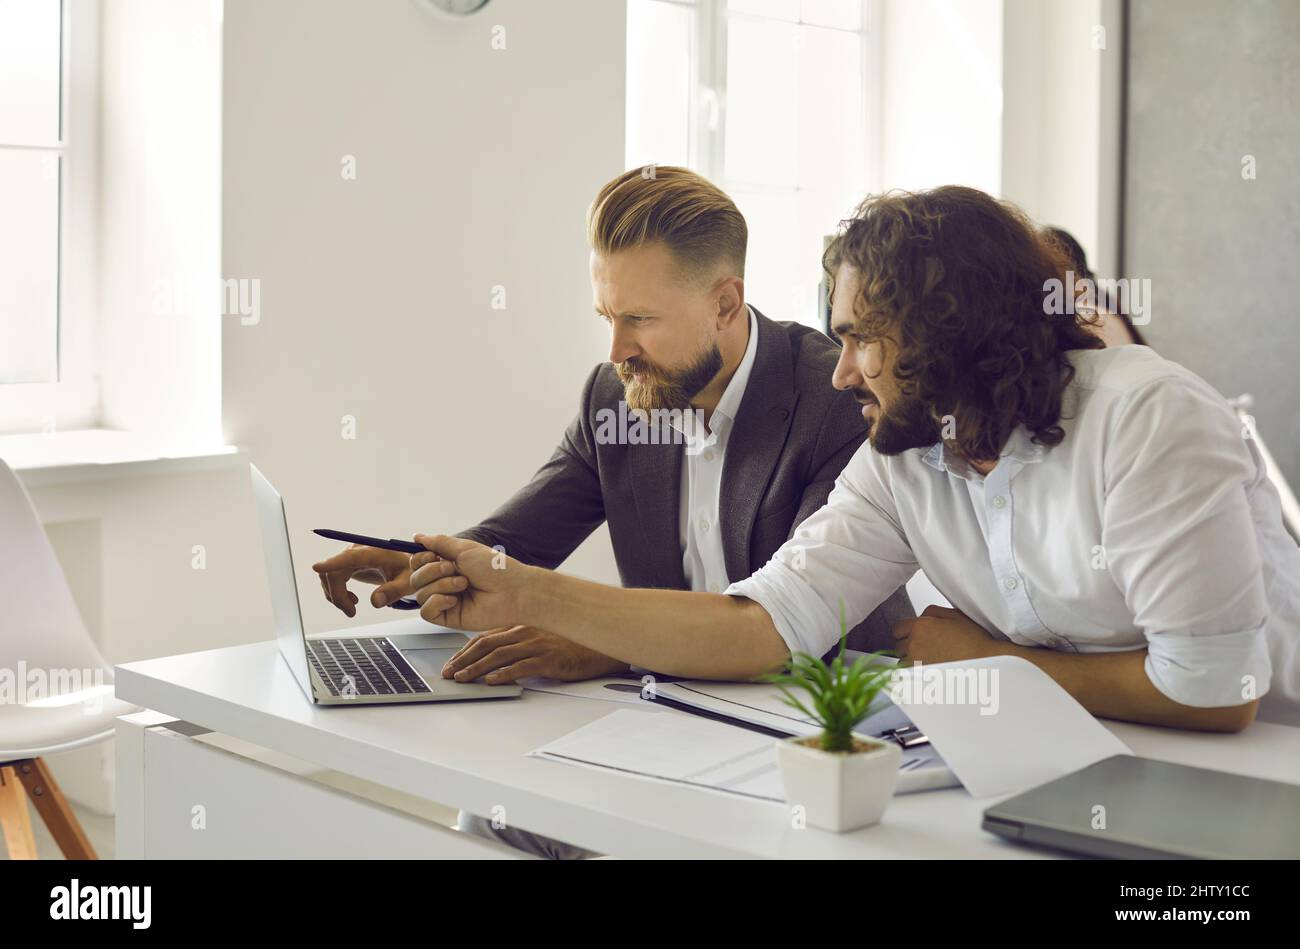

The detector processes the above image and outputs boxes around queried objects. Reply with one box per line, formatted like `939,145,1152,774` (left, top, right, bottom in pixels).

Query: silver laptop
983,754,1300,859
250,463,522,706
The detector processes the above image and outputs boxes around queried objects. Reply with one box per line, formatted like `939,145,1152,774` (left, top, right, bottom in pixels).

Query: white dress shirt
675,307,759,594
727,345,1300,721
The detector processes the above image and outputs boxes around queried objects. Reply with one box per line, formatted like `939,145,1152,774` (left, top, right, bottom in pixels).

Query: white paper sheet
888,654,1132,798
532,707,787,802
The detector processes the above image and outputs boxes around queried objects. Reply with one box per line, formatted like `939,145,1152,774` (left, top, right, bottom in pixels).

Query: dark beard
618,343,724,412
869,392,942,456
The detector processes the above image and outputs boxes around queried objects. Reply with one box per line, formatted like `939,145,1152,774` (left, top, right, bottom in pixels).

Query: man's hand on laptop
440,626,630,684
311,545,413,618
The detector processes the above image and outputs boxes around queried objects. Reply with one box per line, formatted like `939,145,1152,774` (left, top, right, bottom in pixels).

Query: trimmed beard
617,343,724,413
869,391,943,456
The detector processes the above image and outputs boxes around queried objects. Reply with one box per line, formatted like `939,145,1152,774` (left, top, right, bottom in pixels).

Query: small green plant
764,602,897,753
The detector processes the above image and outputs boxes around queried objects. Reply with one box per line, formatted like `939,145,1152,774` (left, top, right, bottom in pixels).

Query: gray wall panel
1125,0,1300,485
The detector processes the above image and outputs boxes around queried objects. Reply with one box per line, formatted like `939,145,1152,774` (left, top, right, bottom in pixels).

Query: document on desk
531,708,789,802
529,701,955,803
887,655,1133,798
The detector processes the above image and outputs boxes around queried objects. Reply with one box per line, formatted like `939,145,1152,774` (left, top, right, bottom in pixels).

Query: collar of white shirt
671,305,759,449
920,424,1047,481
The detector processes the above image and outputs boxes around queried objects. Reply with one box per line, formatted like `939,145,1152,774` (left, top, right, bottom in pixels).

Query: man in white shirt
410,185,1300,733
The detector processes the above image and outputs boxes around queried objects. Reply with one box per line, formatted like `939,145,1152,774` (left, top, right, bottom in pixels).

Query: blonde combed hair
587,165,747,282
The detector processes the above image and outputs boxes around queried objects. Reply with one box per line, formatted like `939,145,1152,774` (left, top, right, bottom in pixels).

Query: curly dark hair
823,186,1103,463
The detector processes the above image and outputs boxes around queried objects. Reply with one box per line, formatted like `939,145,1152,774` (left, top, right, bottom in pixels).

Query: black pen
314,529,425,608
313,528,425,554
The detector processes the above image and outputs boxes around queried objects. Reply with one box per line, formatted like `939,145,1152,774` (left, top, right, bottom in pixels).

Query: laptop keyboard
306,637,433,698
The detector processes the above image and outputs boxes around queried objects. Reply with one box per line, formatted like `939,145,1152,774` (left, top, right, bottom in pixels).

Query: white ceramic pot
775,735,902,833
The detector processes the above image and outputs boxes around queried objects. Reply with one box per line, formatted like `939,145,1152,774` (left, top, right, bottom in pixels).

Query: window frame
0,0,100,434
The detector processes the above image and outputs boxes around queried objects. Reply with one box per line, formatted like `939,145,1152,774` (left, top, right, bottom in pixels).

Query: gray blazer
460,308,914,657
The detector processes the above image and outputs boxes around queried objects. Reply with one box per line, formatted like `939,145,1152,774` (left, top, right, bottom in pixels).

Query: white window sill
0,429,244,487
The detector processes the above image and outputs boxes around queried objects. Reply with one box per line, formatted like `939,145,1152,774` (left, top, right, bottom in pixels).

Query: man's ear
714,276,745,329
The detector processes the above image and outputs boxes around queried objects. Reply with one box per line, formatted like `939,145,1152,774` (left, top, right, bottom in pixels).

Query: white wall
220,0,628,641
1001,0,1123,276
878,0,1004,196
97,0,223,445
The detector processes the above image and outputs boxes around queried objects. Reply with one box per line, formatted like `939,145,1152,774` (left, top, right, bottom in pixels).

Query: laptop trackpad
402,648,461,684
402,646,523,697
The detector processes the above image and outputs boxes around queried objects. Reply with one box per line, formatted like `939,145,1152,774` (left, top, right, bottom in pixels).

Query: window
626,0,877,328
0,0,99,437
0,0,224,459
0,0,63,384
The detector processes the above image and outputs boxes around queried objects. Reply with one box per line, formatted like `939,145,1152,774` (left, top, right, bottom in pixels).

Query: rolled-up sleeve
726,445,919,658
1104,376,1273,707
1144,628,1270,709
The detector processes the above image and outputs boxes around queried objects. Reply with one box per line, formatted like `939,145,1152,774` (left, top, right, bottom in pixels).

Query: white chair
0,458,139,859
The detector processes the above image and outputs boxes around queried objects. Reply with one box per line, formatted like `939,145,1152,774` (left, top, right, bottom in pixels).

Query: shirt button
704,450,717,463
707,581,721,593
1003,577,1018,591
698,516,711,533
992,495,1007,509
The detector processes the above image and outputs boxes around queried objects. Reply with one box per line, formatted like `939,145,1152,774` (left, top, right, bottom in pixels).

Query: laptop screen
250,463,315,701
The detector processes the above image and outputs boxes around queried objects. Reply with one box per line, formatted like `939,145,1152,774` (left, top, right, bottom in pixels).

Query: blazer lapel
630,438,688,588
720,309,796,582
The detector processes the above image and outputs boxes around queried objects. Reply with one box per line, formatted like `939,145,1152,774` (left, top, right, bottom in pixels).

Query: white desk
113,618,1300,859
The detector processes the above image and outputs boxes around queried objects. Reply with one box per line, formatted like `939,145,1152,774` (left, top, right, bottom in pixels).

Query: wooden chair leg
0,764,38,860
9,758,98,860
